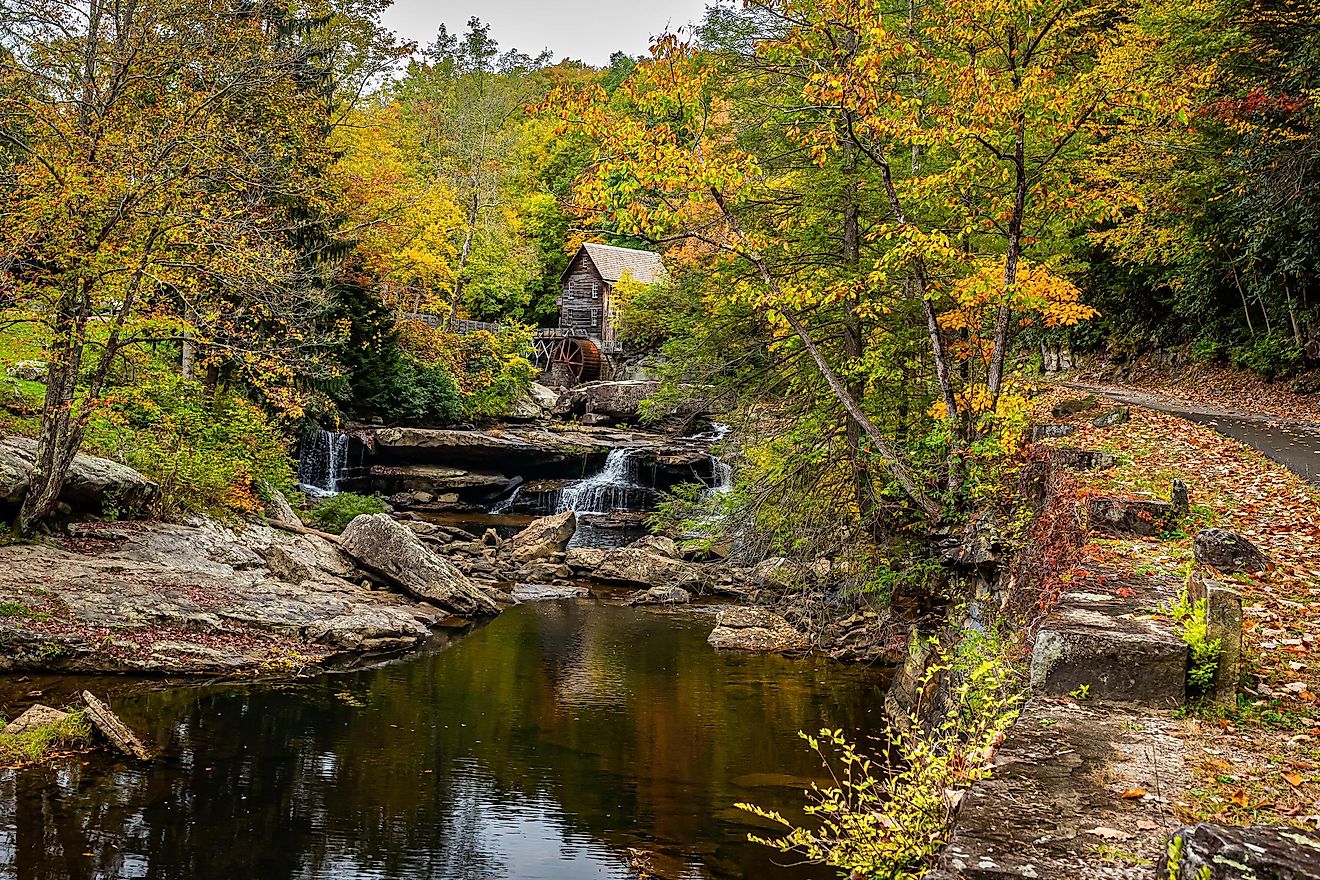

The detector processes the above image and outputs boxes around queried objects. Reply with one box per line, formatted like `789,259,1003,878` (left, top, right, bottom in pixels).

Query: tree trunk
841,174,874,517
710,188,941,521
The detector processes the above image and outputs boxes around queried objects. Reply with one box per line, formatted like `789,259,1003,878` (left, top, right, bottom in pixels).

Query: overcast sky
381,0,713,67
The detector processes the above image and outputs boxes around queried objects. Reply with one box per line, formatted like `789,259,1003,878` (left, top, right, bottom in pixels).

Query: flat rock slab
708,607,807,654
0,520,433,675
938,699,1188,879
1159,823,1320,879
1088,496,1177,537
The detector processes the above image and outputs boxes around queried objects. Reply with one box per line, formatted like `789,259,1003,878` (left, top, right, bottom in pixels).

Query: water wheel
551,337,603,382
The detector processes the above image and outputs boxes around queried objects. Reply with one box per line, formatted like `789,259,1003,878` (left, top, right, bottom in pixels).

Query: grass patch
0,600,50,620
0,710,93,764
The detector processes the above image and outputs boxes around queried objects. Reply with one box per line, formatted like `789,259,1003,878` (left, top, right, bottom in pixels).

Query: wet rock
5,360,47,382
508,511,577,564
1052,395,1098,417
0,436,159,517
1158,824,1320,880
1092,406,1130,428
708,607,807,654
3,704,71,737
1193,528,1269,574
1087,496,1176,537
1032,424,1076,442
511,583,591,602
625,585,691,606
340,514,500,616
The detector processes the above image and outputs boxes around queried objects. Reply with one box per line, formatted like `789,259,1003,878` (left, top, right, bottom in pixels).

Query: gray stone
707,607,807,654
511,583,590,602
1052,395,1099,417
3,704,71,737
940,699,1188,879
1159,824,1320,880
0,436,159,517
1091,406,1130,428
1171,478,1191,519
264,488,301,528
625,585,691,606
1030,589,1187,708
1088,496,1175,537
1205,583,1243,707
1194,528,1270,574
591,548,702,588
752,557,808,588
1047,447,1118,471
339,514,500,616
1032,424,1076,442
630,535,679,559
508,511,577,564
0,519,432,675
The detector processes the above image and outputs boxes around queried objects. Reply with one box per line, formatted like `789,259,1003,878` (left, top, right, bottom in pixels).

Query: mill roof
567,243,666,285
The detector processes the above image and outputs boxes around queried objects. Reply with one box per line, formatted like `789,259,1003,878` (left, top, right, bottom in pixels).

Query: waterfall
297,429,349,497
489,485,523,514
705,457,734,498
558,448,642,515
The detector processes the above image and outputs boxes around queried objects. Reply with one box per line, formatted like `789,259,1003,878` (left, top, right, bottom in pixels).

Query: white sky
381,0,713,67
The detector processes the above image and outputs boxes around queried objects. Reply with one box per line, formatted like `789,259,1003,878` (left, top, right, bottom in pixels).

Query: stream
0,601,889,880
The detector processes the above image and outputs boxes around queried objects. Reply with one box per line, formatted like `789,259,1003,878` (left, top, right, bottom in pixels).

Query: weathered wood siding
560,251,605,336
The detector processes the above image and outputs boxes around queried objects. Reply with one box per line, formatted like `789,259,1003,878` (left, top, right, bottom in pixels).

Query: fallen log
81,691,152,762
264,518,344,545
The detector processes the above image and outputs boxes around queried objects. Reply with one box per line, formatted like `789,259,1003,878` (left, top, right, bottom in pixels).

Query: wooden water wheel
550,337,603,382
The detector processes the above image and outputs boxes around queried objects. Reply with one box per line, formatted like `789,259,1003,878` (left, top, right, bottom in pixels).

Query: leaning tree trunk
16,328,88,533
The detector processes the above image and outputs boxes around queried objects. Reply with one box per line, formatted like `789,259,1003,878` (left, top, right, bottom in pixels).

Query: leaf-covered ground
1037,392,1320,831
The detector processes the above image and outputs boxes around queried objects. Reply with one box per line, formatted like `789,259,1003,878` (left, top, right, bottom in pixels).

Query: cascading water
488,485,523,514
297,429,349,497
557,448,642,514
704,458,733,498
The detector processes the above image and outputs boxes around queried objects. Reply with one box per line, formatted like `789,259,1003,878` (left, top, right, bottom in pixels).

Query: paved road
1069,384,1320,486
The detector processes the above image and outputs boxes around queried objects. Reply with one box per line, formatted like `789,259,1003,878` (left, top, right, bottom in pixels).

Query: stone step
934,699,1188,880
1030,587,1187,708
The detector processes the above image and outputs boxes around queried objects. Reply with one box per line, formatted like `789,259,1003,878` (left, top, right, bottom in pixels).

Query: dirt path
1068,382,1320,485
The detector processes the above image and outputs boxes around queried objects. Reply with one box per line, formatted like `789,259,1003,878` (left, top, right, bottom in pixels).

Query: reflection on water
0,602,888,880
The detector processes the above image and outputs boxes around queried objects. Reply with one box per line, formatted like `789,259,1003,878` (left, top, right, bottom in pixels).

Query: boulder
1087,496,1175,537
1091,406,1130,428
1051,395,1098,417
263,488,301,528
1046,447,1117,471
1194,528,1269,573
1159,824,1320,880
592,547,702,588
625,585,691,606
2,704,71,737
679,539,731,562
630,535,679,559
508,511,577,564
5,360,47,383
565,546,607,571
0,436,159,517
707,607,808,654
752,557,808,589
339,514,500,616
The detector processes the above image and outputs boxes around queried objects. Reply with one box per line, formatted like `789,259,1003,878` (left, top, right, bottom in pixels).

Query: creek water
0,601,888,880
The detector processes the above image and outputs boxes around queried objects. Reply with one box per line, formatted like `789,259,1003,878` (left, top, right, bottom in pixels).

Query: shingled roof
572,243,666,285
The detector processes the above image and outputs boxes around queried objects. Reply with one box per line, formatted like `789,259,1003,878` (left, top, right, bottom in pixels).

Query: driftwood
81,691,152,761
264,518,344,545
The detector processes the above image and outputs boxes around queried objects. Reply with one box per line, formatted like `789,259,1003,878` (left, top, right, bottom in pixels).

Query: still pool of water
0,601,889,880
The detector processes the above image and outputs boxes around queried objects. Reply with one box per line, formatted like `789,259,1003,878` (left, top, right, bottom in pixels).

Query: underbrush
0,710,92,765
306,492,389,534
738,628,1024,879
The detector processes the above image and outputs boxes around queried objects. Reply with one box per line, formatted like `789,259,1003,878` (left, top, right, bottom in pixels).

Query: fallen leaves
1120,787,1148,799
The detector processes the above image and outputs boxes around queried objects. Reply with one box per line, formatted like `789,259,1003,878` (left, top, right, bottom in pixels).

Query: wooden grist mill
531,243,665,385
